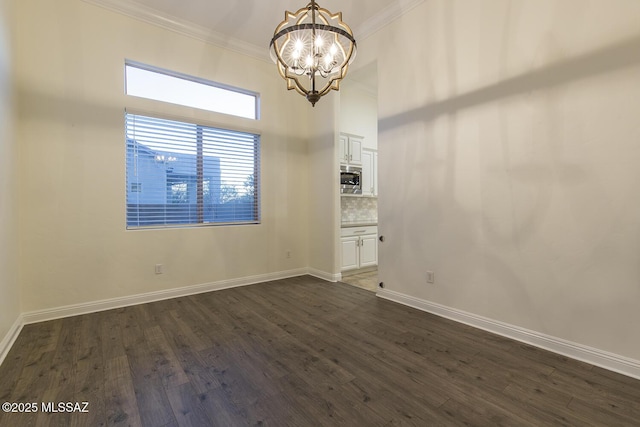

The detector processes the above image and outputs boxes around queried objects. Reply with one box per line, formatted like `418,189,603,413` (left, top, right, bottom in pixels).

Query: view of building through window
125,114,259,228
124,62,260,229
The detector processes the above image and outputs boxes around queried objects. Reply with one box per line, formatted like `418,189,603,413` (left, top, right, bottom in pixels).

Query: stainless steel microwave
340,165,362,195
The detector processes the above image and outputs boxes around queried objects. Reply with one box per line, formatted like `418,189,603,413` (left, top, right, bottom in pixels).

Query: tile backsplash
341,196,378,223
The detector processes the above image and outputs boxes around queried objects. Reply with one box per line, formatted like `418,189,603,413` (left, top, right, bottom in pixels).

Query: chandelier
269,0,357,106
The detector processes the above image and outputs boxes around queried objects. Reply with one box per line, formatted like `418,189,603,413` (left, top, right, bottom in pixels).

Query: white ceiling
85,0,424,62
131,0,392,44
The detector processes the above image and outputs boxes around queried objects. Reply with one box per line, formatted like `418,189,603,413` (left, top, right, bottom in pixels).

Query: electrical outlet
155,264,164,274
426,271,435,284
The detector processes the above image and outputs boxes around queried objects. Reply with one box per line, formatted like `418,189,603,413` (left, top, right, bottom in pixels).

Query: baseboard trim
22,268,309,325
307,268,341,283
377,288,640,381
0,316,24,367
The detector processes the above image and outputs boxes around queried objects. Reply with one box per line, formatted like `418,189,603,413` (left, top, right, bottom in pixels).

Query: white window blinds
125,113,260,228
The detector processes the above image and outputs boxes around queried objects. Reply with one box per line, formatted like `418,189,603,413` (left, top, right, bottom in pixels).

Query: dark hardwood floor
1,275,639,426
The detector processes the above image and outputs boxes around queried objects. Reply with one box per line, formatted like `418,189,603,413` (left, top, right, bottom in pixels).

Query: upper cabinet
361,149,378,197
339,133,363,166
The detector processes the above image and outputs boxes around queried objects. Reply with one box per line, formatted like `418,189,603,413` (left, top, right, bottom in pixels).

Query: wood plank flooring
1,275,639,426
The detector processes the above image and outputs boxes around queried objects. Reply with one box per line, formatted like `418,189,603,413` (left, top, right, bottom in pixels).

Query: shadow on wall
378,32,640,332
379,34,640,132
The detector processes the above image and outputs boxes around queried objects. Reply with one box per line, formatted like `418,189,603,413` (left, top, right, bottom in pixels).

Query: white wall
339,80,378,150
15,0,311,312
0,0,19,349
0,0,20,353
371,0,640,362
308,95,341,279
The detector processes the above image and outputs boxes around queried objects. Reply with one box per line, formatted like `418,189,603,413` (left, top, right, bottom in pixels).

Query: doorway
341,269,378,292
338,63,379,292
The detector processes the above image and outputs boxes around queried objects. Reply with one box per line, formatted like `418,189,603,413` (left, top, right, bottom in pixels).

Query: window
125,61,259,120
125,113,260,229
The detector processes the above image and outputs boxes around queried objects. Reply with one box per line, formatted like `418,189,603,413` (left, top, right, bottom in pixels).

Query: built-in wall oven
340,165,362,195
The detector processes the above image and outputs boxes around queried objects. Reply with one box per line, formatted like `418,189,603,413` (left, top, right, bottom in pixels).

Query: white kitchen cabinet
339,133,363,166
359,234,378,268
340,226,378,271
361,149,378,197
340,236,360,271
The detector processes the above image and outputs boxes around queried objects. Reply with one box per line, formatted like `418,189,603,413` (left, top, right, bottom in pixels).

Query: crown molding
83,0,425,62
82,0,270,62
355,0,426,41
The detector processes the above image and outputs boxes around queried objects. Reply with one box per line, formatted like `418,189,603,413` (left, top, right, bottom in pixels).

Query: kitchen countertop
341,221,378,228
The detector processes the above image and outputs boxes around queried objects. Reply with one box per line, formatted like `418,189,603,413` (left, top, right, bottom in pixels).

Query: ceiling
86,0,424,62
131,0,393,44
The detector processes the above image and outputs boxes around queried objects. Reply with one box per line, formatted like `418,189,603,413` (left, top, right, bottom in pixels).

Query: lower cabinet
359,234,378,268
340,237,360,271
340,226,378,271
